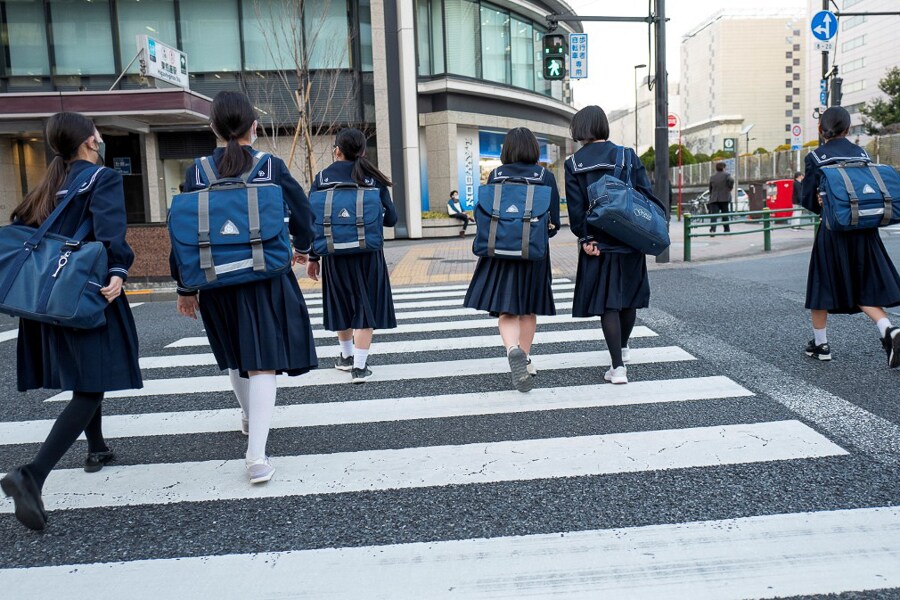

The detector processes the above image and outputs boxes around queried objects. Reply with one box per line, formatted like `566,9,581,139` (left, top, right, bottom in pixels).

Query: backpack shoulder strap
197,156,219,186
242,152,270,183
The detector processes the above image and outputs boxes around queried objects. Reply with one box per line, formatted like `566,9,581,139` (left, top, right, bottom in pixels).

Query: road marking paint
303,282,577,306
300,278,573,301
304,291,576,315
0,329,17,343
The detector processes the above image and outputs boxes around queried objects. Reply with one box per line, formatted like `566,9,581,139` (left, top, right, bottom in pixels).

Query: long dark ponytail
819,106,851,141
210,91,257,178
12,112,95,226
335,128,392,187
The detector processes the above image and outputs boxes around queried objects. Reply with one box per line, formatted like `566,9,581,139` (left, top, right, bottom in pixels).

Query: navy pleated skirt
199,272,318,376
320,251,396,331
17,296,142,393
806,226,900,314
572,251,650,317
463,254,556,316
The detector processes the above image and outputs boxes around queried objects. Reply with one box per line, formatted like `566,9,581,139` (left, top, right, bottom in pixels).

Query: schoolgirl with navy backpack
801,106,900,367
565,105,664,385
306,128,397,383
171,91,318,484
0,112,142,531
463,127,561,392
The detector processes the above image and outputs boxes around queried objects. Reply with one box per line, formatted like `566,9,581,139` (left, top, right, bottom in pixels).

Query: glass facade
5,0,50,76
416,0,564,100
180,0,242,72
116,0,177,72
49,0,115,75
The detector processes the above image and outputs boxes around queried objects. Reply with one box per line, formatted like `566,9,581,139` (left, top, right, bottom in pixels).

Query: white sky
567,0,807,111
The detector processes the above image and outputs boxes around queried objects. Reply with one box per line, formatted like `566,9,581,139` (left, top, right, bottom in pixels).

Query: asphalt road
0,232,898,599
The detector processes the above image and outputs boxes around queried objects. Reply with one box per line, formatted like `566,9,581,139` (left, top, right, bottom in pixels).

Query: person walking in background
1,112,142,531
447,190,474,236
801,106,900,367
708,162,734,234
173,91,318,484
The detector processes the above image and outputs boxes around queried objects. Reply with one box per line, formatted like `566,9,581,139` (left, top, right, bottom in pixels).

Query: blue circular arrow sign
811,10,837,41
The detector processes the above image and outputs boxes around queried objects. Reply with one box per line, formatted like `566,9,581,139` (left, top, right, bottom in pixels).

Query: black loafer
1,467,47,531
84,450,116,473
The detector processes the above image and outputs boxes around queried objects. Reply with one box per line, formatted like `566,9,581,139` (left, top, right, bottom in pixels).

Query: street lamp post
633,64,646,151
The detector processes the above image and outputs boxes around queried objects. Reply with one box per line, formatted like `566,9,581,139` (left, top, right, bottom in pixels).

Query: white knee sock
246,374,277,463
814,328,827,346
339,339,354,359
354,348,370,370
228,369,250,417
876,318,892,338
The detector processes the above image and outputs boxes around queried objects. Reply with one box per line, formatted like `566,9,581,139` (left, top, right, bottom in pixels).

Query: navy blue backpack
0,166,109,329
472,180,552,261
168,152,293,290
310,183,384,255
586,146,670,256
819,159,900,231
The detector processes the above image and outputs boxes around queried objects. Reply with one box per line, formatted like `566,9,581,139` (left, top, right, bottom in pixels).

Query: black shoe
882,327,900,369
507,346,533,393
0,467,47,531
84,449,116,473
805,340,832,361
334,354,354,372
351,366,373,383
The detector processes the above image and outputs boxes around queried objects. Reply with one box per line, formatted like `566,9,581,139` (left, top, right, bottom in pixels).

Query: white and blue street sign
569,33,588,79
811,10,837,41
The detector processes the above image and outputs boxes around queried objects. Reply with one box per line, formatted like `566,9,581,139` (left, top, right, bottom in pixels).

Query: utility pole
653,0,670,263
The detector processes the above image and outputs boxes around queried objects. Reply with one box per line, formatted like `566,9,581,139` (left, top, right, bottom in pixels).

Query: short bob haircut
715,162,726,172
500,127,541,164
570,105,610,143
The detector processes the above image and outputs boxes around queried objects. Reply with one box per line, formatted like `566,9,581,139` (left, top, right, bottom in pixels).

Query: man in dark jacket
708,162,734,233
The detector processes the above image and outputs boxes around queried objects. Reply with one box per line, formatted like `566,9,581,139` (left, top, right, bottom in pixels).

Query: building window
843,57,865,73
843,15,866,30
358,0,373,72
445,0,480,78
241,0,297,71
305,0,351,69
3,0,51,76
510,17,533,90
179,0,241,72
842,35,865,52
533,26,550,97
116,1,177,73
416,0,444,75
480,4,509,85
843,80,865,94
49,0,115,75
845,102,865,114
843,0,863,8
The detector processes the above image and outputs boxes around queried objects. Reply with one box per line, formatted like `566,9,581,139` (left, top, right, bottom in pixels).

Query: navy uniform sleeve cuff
177,286,198,296
108,267,129,283
578,235,596,245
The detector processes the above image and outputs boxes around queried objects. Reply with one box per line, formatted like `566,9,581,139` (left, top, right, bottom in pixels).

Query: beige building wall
0,139,21,221
681,10,806,155
607,79,683,155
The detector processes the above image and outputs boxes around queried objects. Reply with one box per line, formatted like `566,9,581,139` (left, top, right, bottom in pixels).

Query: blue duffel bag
819,159,900,231
310,183,384,256
168,152,293,290
473,180,552,261
0,166,109,329
586,146,670,256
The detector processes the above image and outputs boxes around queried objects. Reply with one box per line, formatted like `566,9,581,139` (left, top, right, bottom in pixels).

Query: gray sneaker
507,346,532,393
247,457,275,484
334,354,354,371
351,366,373,383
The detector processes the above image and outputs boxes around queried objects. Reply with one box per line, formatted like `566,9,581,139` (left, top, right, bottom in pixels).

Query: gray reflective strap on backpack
835,167,860,226
197,191,217,283
355,189,367,251
199,157,219,186
487,185,503,257
520,185,535,260
869,165,893,226
323,189,335,255
241,151,268,182
247,186,266,271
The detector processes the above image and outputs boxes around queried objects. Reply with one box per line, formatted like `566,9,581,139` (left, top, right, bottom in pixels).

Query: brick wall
126,224,171,281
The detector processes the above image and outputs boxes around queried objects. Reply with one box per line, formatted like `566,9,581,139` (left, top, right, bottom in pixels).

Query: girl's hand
582,242,601,256
307,261,321,282
292,251,309,266
177,295,200,319
100,276,124,303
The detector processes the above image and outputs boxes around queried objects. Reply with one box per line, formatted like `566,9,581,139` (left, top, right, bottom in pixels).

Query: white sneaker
526,357,537,376
604,366,628,384
246,457,275,484
621,347,631,363
240,413,249,436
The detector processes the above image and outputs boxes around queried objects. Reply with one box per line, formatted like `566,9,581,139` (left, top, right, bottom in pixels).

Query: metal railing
682,208,820,262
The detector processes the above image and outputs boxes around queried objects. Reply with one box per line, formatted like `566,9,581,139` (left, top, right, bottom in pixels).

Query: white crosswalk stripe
1,280,881,599
0,329,17,343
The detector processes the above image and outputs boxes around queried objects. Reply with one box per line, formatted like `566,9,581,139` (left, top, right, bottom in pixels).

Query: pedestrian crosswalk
1,279,896,599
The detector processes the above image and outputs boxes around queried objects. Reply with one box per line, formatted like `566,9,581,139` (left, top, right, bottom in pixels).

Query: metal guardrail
682,208,820,262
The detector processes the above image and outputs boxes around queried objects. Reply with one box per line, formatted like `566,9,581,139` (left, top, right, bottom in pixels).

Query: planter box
421,218,476,238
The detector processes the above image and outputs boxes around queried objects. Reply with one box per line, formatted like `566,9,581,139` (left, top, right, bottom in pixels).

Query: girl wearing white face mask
1,112,142,531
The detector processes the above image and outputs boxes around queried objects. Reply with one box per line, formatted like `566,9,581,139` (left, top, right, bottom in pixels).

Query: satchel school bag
309,183,384,256
168,152,293,290
472,178,552,261
586,146,670,256
818,158,900,231
0,166,109,329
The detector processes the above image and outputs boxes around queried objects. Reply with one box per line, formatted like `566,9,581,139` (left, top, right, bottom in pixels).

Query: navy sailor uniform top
14,160,135,282
172,146,315,294
800,137,871,215
564,141,663,253
486,162,562,237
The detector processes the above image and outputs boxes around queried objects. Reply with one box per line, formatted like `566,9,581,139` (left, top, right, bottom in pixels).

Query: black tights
601,309,637,368
26,391,108,490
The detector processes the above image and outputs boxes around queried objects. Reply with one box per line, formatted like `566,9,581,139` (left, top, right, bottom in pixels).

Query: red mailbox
765,179,795,219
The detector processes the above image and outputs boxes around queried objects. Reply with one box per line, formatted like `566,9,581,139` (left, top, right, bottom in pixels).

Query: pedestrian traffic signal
830,77,843,107
543,33,567,81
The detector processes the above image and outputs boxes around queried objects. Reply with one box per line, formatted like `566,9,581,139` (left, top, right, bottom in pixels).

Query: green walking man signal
543,33,567,81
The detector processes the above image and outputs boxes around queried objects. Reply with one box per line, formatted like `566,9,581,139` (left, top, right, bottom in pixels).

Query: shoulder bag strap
612,146,626,182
